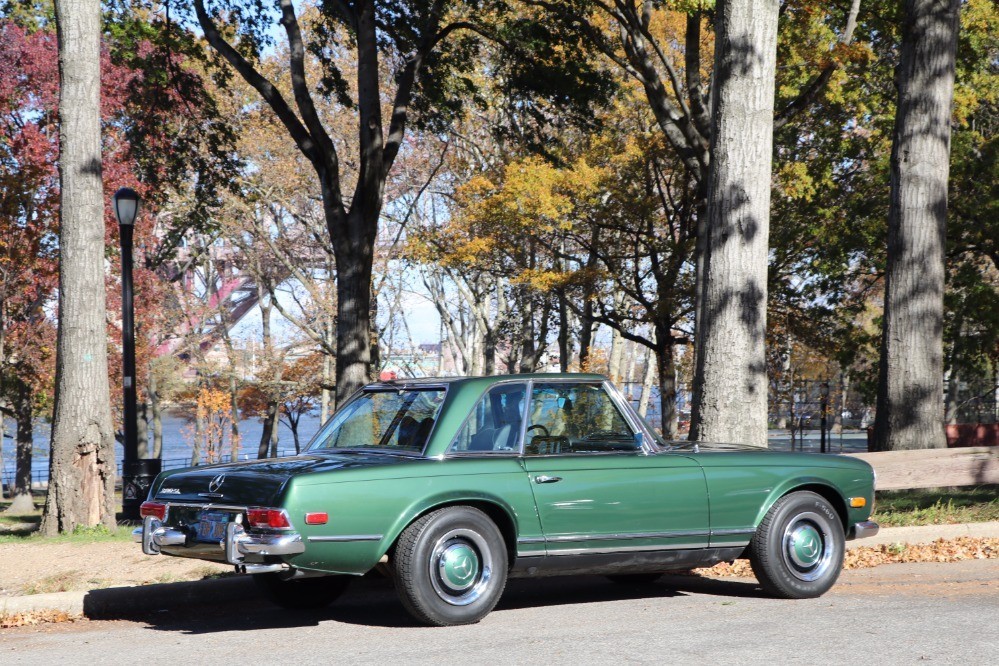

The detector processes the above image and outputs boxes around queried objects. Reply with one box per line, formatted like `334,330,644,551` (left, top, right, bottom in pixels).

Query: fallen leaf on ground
689,537,999,579
0,609,81,628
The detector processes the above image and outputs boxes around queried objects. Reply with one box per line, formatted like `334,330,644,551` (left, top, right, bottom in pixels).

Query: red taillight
304,512,328,525
140,501,167,520
247,508,292,529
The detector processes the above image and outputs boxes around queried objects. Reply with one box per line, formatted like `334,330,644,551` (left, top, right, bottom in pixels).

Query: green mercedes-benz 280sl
134,374,878,625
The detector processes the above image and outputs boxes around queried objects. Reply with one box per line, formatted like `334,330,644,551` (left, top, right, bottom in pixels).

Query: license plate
197,511,230,543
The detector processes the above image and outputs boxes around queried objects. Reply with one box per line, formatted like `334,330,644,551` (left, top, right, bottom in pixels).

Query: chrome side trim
710,540,752,548
847,520,880,541
710,528,756,537
545,530,710,543
307,534,383,543
517,536,546,544
545,542,710,556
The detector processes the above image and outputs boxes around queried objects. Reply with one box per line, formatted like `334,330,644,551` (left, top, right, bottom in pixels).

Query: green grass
0,497,133,544
873,485,999,527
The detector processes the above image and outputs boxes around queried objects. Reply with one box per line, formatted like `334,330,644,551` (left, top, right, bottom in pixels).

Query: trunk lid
151,451,411,506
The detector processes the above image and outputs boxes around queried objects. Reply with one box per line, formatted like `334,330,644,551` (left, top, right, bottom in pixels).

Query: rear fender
378,492,523,561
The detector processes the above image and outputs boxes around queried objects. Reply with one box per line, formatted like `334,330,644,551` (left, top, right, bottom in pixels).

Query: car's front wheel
253,572,350,610
393,506,508,626
748,491,845,599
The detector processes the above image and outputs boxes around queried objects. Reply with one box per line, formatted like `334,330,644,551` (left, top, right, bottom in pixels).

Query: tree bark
331,206,375,401
149,364,162,458
136,401,149,458
638,348,655,421
656,338,678,440
873,0,958,451
258,402,277,459
7,378,35,514
689,0,779,448
40,0,117,535
191,406,203,466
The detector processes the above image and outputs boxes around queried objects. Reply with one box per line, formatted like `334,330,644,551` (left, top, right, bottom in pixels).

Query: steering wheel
526,424,550,437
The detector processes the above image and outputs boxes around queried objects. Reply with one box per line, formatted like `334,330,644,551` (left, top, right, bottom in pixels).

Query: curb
4,522,999,619
845,521,999,550
0,575,257,619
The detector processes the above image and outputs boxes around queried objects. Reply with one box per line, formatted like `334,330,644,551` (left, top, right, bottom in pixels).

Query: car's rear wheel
253,572,350,610
748,491,844,599
393,506,508,626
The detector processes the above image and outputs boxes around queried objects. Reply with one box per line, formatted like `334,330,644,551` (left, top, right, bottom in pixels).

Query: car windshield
307,388,446,453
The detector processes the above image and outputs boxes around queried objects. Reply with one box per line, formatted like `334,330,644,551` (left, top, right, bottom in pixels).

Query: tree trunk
689,0,779,448
192,408,203,466
518,298,537,374
7,379,35,514
833,369,848,435
657,340,678,440
229,374,240,459
290,418,301,454
873,0,958,451
40,0,117,535
557,291,570,373
321,308,334,420
608,328,624,384
136,401,149,458
269,408,279,458
258,402,278,459
578,297,594,371
149,365,162,458
638,348,655,421
331,208,375,402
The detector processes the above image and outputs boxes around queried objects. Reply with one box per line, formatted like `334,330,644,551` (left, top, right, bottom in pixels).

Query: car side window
448,384,527,454
524,382,638,455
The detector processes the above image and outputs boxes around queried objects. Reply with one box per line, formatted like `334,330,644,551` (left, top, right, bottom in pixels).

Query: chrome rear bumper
847,520,880,541
133,515,305,564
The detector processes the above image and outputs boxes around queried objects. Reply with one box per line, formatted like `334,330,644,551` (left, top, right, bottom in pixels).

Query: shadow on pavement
120,573,766,634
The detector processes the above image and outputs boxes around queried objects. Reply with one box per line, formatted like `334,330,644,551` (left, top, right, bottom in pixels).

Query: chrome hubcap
781,512,833,582
438,543,480,591
429,528,492,606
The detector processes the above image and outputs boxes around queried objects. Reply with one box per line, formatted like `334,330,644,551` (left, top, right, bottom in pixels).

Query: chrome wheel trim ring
780,511,835,582
428,528,493,606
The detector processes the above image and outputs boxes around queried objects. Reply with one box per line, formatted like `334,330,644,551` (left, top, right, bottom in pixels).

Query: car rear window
307,388,446,453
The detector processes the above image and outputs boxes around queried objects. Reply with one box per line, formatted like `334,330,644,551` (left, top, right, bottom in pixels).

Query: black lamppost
114,187,160,520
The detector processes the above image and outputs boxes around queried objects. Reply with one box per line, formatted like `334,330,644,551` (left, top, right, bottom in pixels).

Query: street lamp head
113,187,141,227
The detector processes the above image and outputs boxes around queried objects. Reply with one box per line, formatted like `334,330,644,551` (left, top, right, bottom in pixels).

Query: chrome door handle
534,475,563,484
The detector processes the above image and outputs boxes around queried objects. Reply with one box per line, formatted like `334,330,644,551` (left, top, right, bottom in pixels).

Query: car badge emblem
208,474,226,493
801,538,818,558
161,487,181,495
454,557,472,579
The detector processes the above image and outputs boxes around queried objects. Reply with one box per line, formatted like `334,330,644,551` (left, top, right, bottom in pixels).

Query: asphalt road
4,560,997,665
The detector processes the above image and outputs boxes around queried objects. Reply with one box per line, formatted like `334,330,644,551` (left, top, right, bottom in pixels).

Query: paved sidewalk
3,521,998,620
845,520,999,550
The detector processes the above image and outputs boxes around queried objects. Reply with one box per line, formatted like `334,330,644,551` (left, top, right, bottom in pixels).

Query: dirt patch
0,539,230,597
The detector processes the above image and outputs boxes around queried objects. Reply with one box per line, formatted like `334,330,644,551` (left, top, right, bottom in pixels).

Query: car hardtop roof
363,372,609,391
